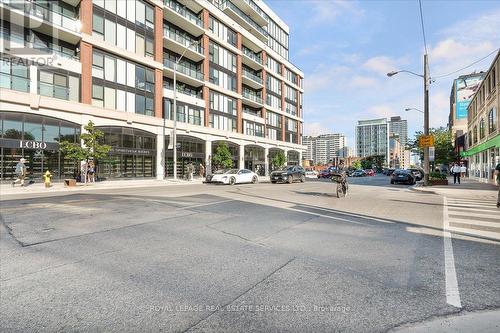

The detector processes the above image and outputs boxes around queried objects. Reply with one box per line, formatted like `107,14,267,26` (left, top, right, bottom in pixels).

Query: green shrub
429,172,447,180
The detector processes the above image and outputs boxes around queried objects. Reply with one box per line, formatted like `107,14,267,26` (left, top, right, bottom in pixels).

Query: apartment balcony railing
220,0,268,37
38,82,70,100
242,47,262,64
0,73,30,92
243,107,261,117
242,90,263,104
25,44,79,61
163,81,202,99
242,69,262,84
1,0,79,32
164,59,204,81
164,0,203,28
163,26,203,55
243,0,268,22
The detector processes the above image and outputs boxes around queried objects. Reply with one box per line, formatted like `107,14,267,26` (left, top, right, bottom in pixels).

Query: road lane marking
443,196,462,308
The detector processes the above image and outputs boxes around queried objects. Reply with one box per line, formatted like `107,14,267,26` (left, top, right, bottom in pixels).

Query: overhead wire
431,48,500,80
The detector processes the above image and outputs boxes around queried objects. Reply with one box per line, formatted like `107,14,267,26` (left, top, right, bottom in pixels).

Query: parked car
409,168,424,181
305,170,318,179
386,168,396,176
209,168,258,185
364,169,375,176
317,169,332,178
352,170,367,177
391,169,416,185
271,165,305,183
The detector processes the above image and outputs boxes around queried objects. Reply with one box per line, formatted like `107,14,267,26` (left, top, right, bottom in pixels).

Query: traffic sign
419,135,434,148
429,146,435,161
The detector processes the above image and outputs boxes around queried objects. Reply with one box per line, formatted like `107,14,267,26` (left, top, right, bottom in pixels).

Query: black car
270,166,305,183
391,169,416,185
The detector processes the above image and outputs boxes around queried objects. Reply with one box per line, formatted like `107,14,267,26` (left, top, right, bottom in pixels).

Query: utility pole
173,62,178,180
423,54,430,186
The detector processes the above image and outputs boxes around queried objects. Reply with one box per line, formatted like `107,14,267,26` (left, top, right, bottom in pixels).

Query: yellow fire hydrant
43,170,52,188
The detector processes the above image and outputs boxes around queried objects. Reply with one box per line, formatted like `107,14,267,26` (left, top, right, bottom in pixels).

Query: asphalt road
1,175,499,332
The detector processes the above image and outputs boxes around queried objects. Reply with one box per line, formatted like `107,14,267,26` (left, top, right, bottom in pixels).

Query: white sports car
209,169,259,185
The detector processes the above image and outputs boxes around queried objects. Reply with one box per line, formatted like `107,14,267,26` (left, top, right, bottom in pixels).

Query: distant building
389,134,410,169
355,118,390,166
303,133,347,165
449,72,486,152
389,116,408,147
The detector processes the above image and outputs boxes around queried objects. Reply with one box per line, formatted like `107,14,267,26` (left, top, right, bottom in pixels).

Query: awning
461,134,500,157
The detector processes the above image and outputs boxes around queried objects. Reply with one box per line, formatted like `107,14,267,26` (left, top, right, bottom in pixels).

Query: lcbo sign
19,140,47,149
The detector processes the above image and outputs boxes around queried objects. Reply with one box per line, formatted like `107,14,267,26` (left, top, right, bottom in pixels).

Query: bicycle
331,172,348,198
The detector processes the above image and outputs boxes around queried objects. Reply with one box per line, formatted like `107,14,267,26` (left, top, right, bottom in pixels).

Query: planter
429,179,448,185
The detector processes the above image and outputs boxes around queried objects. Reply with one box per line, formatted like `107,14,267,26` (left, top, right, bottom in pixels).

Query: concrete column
156,131,165,180
239,143,245,169
80,41,92,104
29,65,37,95
298,150,303,166
284,148,289,166
264,147,269,176
205,140,212,175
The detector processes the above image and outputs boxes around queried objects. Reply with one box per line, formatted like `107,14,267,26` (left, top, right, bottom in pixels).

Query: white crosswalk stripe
444,197,500,241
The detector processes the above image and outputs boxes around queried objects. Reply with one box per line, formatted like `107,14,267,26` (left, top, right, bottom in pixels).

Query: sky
265,0,500,148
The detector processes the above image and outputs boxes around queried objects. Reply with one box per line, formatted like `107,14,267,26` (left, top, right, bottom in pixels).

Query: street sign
419,135,434,148
429,146,435,161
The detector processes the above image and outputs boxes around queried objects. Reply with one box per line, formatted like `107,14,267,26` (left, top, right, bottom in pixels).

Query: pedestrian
452,163,461,184
12,158,27,187
199,163,205,178
88,161,95,183
81,160,88,184
460,163,466,178
188,162,193,181
495,161,500,208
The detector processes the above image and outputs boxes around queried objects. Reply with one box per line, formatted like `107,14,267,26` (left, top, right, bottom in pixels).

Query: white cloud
367,105,396,118
308,0,364,26
303,122,330,136
362,56,398,75
350,75,378,88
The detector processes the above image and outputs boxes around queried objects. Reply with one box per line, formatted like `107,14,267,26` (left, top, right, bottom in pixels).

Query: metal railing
242,68,262,84
242,46,262,64
163,26,203,55
164,59,204,81
38,81,70,100
163,81,202,99
2,0,80,32
164,0,203,28
220,0,268,37
242,90,263,104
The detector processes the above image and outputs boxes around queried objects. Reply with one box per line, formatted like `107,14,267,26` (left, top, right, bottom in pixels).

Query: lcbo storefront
0,112,81,181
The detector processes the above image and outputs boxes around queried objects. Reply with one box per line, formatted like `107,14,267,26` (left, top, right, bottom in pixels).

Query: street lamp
387,55,430,186
405,107,424,114
171,40,199,180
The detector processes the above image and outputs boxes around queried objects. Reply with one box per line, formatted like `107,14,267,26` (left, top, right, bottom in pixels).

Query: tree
352,160,362,170
410,127,456,167
212,141,233,169
59,120,111,164
271,150,287,169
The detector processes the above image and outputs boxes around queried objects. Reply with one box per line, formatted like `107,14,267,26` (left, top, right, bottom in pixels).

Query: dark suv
270,166,306,184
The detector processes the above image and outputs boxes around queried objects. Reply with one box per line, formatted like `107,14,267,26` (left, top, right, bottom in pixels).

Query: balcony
242,68,263,89
0,0,81,44
242,90,263,108
231,0,268,26
163,26,204,62
220,0,268,42
163,0,204,37
0,73,30,93
163,58,204,87
242,46,263,70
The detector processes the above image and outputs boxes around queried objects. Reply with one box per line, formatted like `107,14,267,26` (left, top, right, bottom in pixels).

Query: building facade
449,72,485,156
0,0,304,181
464,51,499,184
388,116,409,169
302,133,347,165
355,118,389,166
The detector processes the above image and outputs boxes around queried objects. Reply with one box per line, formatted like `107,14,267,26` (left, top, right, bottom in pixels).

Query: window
146,37,154,58
92,52,104,78
104,19,116,45
92,84,104,107
488,107,497,133
93,13,104,38
479,118,485,139
104,87,116,109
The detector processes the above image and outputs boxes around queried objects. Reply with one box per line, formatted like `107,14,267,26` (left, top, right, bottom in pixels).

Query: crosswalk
444,197,500,241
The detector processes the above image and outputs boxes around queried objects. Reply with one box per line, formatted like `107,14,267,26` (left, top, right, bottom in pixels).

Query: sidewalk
412,177,498,200
0,178,205,198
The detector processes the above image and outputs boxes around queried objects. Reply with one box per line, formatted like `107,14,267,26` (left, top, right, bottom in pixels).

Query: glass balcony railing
164,0,203,28
0,73,30,92
243,107,261,117
163,27,203,55
1,0,80,32
25,44,79,61
220,0,268,37
164,59,204,81
243,0,268,22
38,82,70,100
242,47,262,64
242,69,262,84
163,81,202,99
242,90,263,104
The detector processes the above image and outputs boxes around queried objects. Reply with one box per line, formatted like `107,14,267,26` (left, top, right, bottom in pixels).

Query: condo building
464,51,499,184
0,0,304,181
355,118,390,166
302,133,347,165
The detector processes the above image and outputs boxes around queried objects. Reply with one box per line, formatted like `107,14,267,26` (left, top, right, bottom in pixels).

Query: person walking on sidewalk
12,158,27,187
460,163,467,178
495,162,500,208
452,163,461,184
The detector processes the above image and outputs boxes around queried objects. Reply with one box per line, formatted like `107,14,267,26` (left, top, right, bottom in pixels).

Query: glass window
104,87,116,110
135,66,145,90
93,13,104,37
146,5,154,29
104,0,116,13
116,59,126,85
136,34,145,56
146,37,154,57
136,1,145,25
105,19,116,45
24,117,43,141
2,115,23,139
135,95,145,115
104,56,116,81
